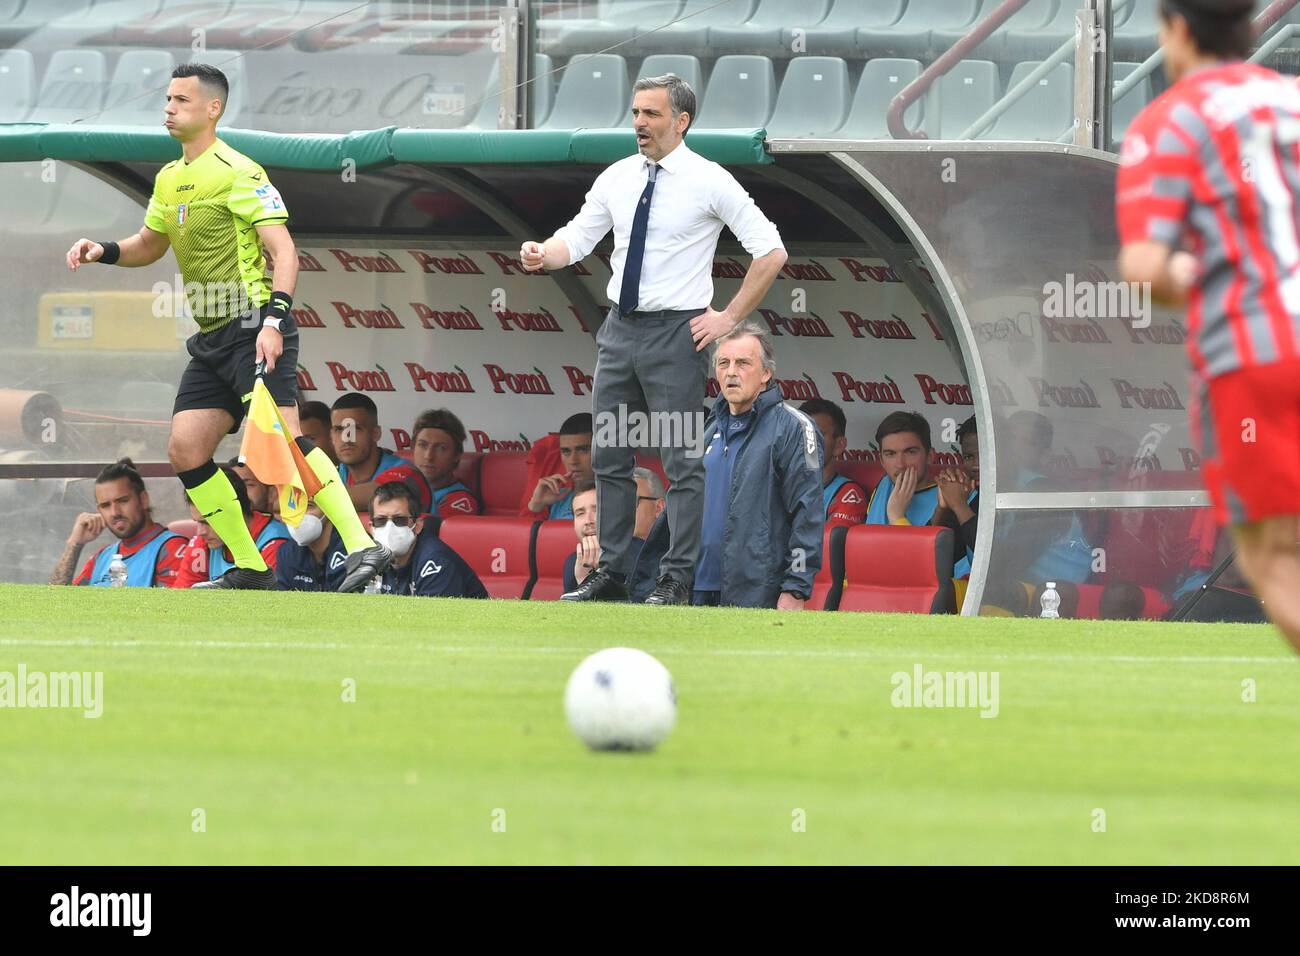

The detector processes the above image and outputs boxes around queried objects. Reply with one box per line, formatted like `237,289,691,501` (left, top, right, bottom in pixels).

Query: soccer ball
564,648,676,751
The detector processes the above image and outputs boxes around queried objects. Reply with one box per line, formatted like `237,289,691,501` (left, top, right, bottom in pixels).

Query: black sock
176,459,218,489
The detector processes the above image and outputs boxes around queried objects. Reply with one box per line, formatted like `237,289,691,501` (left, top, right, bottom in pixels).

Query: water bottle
1040,581,1060,619
108,553,128,588
363,575,382,595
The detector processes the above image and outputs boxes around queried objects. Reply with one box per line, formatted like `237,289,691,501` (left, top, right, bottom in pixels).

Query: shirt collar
647,140,693,176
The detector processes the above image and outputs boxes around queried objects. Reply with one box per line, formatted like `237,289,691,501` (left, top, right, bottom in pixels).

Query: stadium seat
471,53,556,128
540,54,631,129
807,524,846,611
931,0,1035,59
98,51,177,126
527,519,577,601
693,55,776,130
638,54,704,100
859,0,982,59
203,1,312,50
838,525,956,613
1005,0,1084,59
0,49,36,123
1111,61,1154,146
113,0,237,46
538,0,684,56
438,516,539,599
766,56,851,139
478,452,530,516
1113,0,1161,61
835,460,884,495
990,61,1072,141
28,50,107,125
708,0,833,55
928,59,999,140
627,0,755,56
835,58,922,139
0,0,35,47
783,0,905,57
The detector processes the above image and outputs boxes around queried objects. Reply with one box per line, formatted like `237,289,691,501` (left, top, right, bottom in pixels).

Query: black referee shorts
172,304,300,434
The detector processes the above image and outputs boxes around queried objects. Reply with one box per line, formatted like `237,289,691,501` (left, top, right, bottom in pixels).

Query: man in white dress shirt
520,73,787,604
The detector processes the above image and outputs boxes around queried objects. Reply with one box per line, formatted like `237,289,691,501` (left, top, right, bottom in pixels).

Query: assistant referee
521,73,787,605
65,63,390,591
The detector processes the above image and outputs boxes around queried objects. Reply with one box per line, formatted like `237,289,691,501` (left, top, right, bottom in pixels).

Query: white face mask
288,513,324,546
374,520,417,558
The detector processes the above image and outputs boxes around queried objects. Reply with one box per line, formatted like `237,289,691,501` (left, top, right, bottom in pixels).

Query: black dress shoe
339,544,394,593
561,566,628,602
191,567,277,590
644,575,690,605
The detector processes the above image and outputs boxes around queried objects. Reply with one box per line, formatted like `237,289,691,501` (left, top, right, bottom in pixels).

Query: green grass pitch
0,584,1296,865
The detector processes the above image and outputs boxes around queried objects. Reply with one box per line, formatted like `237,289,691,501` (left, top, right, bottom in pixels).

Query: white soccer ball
564,647,676,751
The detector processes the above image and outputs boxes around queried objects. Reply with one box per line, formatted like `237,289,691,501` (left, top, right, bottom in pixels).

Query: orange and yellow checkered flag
239,377,322,527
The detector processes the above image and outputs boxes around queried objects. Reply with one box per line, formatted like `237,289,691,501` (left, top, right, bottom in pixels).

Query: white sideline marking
0,638,1293,665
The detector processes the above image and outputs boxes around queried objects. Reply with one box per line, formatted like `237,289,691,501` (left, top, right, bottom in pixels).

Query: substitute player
1117,0,1300,651
64,63,390,590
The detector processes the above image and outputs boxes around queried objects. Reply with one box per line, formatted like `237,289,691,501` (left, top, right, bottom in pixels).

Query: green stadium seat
1110,61,1154,148
990,61,1072,141
471,54,556,129
539,54,631,130
859,0,982,59
708,0,833,55
693,55,775,130
835,58,923,140
928,59,999,140
0,49,35,123
98,50,176,126
767,57,851,139
627,0,756,56
782,0,905,58
638,54,704,100
29,50,107,125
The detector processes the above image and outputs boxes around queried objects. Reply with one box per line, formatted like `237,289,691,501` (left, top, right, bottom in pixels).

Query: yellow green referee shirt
143,139,289,332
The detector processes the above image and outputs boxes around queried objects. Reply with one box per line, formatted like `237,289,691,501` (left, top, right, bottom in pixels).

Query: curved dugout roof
0,125,1205,616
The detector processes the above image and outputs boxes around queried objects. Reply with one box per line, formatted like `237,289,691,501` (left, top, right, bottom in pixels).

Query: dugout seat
478,452,531,516
452,452,482,501
766,56,851,139
783,0,905,57
807,524,846,611
1042,581,1171,621
693,55,776,130
526,519,578,601
438,515,539,599
929,59,999,140
835,58,922,139
708,0,833,55
98,51,176,125
0,49,36,123
838,525,956,613
540,54,631,129
991,61,1072,141
834,460,884,495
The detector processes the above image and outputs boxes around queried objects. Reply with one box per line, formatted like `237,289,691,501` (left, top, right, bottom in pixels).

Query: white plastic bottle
108,553,128,588
1040,581,1060,619
364,575,382,595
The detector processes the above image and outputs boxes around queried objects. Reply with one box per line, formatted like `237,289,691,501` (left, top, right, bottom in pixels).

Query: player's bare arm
65,226,169,271
255,222,298,372
1119,239,1197,307
691,247,788,351
49,513,104,585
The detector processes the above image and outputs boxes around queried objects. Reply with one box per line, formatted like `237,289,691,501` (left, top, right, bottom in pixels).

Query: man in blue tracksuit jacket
693,321,824,609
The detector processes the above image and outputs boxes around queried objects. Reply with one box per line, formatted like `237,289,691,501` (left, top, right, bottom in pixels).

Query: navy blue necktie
618,162,658,315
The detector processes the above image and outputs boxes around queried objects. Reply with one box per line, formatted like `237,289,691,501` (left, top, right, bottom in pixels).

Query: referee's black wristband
266,291,293,321
96,241,120,265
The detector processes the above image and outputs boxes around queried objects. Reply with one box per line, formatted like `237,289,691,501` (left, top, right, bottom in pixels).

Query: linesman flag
239,377,321,526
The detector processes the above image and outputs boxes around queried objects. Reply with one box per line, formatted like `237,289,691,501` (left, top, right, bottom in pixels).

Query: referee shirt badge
177,203,187,224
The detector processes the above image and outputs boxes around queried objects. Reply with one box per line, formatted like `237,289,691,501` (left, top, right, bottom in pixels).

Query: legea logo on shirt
842,488,864,504
329,552,346,570
449,498,473,513
420,560,442,578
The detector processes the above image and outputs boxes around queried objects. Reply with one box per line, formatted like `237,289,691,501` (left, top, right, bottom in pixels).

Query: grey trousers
592,307,708,583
